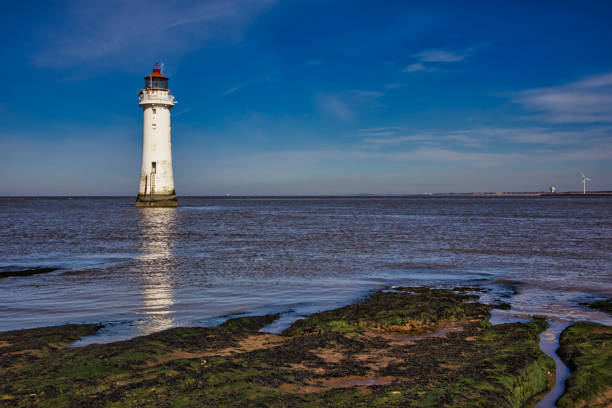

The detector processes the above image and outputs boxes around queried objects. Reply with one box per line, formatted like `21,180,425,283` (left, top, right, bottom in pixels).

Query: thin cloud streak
359,127,400,137
195,145,612,189
316,89,385,120
222,83,246,95
412,49,464,62
361,126,612,148
316,94,353,120
514,72,612,123
32,0,277,71
403,63,428,73
402,45,476,73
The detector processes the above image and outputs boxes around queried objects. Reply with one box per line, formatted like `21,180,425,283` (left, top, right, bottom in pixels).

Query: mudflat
0,287,609,407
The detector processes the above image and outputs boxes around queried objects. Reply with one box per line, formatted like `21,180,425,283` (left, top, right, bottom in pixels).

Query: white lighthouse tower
136,64,178,207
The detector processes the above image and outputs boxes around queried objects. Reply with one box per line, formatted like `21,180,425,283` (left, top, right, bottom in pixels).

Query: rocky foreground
0,287,610,407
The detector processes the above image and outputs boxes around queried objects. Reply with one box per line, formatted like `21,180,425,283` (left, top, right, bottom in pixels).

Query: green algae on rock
282,287,488,336
0,288,554,407
557,322,612,408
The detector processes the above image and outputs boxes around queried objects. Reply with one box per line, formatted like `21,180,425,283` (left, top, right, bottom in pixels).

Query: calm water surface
1,197,611,343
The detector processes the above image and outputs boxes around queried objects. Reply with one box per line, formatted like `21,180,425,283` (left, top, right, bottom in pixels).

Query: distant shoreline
2,192,612,200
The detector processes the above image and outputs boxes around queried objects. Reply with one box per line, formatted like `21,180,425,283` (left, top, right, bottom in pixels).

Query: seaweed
557,322,612,408
0,288,554,407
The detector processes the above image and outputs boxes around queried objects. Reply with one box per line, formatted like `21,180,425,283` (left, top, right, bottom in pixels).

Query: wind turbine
580,172,591,194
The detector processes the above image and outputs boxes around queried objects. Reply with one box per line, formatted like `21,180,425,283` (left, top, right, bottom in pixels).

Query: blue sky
1,0,612,195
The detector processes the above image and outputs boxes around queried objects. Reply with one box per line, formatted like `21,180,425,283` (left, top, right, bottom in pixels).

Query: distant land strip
2,192,612,200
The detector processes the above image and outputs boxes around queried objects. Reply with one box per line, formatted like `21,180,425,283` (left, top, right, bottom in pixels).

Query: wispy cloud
32,0,277,71
402,48,465,73
402,63,428,73
192,145,611,194
203,142,612,176
514,72,612,123
360,126,612,149
402,43,490,73
222,83,246,96
316,90,385,120
361,126,486,147
473,126,612,145
316,94,353,120
363,135,433,145
362,131,485,148
412,49,465,63
384,83,407,89
359,127,400,137
348,90,384,103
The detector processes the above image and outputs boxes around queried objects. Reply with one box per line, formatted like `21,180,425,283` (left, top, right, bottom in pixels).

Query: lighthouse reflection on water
71,208,179,346
136,208,178,333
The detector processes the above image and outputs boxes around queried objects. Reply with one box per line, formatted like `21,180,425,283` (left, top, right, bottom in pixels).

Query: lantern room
144,65,168,90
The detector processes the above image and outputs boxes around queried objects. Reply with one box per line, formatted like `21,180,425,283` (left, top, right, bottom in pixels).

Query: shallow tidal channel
535,320,572,408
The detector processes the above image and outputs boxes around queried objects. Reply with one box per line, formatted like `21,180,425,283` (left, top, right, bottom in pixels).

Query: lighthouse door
150,162,157,197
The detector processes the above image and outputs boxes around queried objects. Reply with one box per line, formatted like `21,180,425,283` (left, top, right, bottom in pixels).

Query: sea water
1,197,611,344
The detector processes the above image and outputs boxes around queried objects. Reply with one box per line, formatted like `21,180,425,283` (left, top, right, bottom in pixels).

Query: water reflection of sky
1,197,611,344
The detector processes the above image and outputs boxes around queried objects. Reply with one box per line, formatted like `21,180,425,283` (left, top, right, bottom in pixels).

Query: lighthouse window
152,108,156,114
152,162,157,173
145,78,168,89
152,123,157,129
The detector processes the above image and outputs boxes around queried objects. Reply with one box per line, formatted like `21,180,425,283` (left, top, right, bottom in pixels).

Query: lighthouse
135,65,178,207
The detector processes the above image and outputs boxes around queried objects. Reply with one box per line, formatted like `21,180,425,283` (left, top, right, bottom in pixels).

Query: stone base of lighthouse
135,193,179,208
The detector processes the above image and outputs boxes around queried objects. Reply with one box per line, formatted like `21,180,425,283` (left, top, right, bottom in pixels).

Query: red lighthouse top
144,64,168,90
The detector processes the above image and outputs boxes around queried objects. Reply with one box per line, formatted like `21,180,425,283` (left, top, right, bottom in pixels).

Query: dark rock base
135,194,179,207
